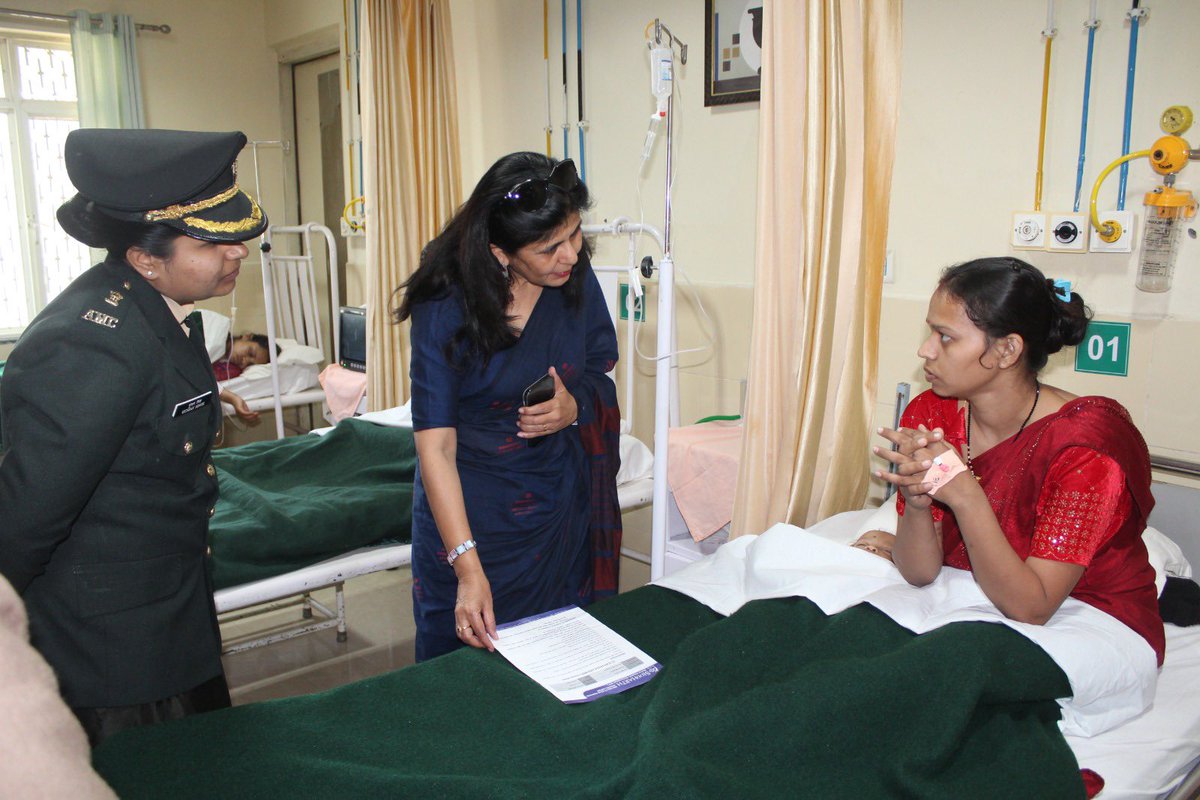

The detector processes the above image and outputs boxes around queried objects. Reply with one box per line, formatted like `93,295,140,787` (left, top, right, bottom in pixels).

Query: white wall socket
1046,213,1089,253
1089,209,1135,253
1011,212,1046,250
883,249,895,283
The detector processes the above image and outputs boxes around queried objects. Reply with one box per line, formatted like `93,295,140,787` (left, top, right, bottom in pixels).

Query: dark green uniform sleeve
0,318,152,593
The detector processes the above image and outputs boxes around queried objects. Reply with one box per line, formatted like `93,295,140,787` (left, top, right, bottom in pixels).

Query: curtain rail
0,7,171,34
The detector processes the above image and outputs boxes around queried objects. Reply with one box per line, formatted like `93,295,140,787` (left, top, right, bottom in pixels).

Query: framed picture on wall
704,0,763,106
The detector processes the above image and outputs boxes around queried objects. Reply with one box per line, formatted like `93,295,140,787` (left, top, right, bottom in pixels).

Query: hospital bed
210,408,654,654
216,222,340,439
93,489,1200,799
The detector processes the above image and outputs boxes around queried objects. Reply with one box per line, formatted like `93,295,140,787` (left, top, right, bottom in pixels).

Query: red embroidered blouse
896,391,1164,665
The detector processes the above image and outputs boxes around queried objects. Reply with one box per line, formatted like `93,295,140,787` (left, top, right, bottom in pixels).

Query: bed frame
254,222,341,438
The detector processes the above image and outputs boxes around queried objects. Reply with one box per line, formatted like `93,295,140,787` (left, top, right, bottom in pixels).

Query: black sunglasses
502,159,579,212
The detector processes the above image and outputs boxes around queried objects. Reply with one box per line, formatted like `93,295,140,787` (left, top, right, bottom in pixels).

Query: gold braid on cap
184,199,263,233
144,184,240,222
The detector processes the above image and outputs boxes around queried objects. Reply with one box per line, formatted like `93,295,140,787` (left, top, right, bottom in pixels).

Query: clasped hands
517,366,578,439
873,424,973,510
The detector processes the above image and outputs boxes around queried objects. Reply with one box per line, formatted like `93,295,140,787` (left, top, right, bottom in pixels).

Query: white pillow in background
1143,525,1194,596
197,308,231,363
854,503,899,538
616,434,653,486
273,338,325,366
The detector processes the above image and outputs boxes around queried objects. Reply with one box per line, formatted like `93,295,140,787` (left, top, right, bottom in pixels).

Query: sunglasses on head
502,159,579,213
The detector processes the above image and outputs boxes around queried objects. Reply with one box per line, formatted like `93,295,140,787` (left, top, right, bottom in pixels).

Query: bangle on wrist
446,538,477,566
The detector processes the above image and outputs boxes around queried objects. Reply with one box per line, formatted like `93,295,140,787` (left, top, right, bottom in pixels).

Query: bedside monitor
339,306,366,373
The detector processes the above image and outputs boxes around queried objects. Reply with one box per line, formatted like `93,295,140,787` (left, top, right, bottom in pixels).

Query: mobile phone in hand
522,372,556,407
522,372,556,448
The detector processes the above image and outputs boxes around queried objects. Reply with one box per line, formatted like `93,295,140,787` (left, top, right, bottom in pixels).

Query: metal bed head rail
260,223,341,439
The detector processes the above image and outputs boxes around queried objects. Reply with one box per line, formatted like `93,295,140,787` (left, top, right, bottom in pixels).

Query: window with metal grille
0,32,89,338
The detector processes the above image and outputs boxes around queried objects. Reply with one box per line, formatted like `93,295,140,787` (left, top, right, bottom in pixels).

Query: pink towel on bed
668,421,744,541
319,364,368,422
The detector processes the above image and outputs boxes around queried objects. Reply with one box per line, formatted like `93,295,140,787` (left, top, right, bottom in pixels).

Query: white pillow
1143,525,1194,596
273,337,325,366
197,308,231,363
616,434,653,486
854,502,899,537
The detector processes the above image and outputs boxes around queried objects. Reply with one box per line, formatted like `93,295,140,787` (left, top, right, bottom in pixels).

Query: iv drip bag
649,47,673,116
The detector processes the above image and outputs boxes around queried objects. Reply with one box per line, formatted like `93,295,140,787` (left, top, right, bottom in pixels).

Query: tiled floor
217,513,651,705
219,568,416,705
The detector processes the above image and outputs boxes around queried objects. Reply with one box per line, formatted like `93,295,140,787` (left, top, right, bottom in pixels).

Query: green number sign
1074,321,1130,377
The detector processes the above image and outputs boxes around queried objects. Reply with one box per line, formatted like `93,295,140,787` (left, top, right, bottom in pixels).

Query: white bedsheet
654,518,1158,738
219,362,320,401
1067,624,1200,799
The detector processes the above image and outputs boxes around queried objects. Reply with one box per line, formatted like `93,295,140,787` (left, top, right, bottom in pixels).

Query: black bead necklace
965,380,1040,476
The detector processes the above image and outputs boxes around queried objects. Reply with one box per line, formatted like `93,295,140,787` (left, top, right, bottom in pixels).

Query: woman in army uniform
0,128,267,745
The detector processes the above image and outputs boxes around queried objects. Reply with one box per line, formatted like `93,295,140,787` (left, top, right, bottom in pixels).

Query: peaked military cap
57,129,267,246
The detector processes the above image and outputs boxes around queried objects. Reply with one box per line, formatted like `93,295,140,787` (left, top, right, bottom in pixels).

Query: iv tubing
1089,148,1150,236
1073,1,1099,213
1034,5,1055,212
543,0,551,156
576,0,585,181
560,0,569,158
1117,1,1142,210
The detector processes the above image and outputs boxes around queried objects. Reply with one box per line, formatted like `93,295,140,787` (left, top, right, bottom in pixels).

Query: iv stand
648,19,686,581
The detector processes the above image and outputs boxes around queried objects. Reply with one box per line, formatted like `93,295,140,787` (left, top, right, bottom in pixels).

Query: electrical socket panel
1011,212,1047,250
1045,213,1089,253
883,249,895,283
1089,209,1135,254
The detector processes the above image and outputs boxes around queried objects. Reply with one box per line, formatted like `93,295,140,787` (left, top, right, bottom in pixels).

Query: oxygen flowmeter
1090,106,1199,292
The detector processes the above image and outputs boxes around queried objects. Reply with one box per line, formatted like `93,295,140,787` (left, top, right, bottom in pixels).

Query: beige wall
9,1,1197,501
450,0,759,447
878,0,1200,496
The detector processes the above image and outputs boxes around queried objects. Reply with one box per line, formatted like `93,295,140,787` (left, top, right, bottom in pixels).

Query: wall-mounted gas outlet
1011,212,1047,250
1089,210,1135,253
1046,213,1088,253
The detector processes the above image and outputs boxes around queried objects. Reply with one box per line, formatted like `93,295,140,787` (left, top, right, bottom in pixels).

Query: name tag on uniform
172,391,213,418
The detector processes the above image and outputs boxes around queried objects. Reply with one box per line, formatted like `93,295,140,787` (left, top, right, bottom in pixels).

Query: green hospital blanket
94,587,1084,799
209,419,417,589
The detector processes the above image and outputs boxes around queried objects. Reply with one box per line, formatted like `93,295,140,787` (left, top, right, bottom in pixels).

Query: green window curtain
69,11,145,129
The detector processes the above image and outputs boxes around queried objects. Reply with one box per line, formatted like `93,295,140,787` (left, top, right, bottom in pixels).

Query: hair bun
1045,281,1091,351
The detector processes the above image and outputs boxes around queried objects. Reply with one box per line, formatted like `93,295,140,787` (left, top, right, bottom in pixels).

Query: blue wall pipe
576,0,585,182
561,0,569,159
1073,18,1098,213
1116,2,1142,211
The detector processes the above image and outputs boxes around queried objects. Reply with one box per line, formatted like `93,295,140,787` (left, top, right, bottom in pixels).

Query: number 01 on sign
1074,321,1131,377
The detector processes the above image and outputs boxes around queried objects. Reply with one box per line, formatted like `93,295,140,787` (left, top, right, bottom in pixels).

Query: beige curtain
730,0,902,536
362,0,462,410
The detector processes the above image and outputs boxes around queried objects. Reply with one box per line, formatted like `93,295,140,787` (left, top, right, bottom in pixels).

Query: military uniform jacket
0,257,224,708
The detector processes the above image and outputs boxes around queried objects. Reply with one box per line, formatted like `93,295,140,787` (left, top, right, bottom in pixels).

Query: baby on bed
196,309,276,425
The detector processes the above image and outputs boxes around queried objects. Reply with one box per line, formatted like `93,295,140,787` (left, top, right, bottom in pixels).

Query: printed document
493,605,661,703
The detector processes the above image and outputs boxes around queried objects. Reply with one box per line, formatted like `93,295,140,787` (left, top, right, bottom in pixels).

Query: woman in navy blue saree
396,153,622,661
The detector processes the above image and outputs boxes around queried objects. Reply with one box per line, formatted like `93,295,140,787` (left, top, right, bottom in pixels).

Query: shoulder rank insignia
105,290,124,307
82,309,119,329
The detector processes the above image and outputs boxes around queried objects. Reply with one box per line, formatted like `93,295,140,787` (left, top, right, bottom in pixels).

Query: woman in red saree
875,257,1164,665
